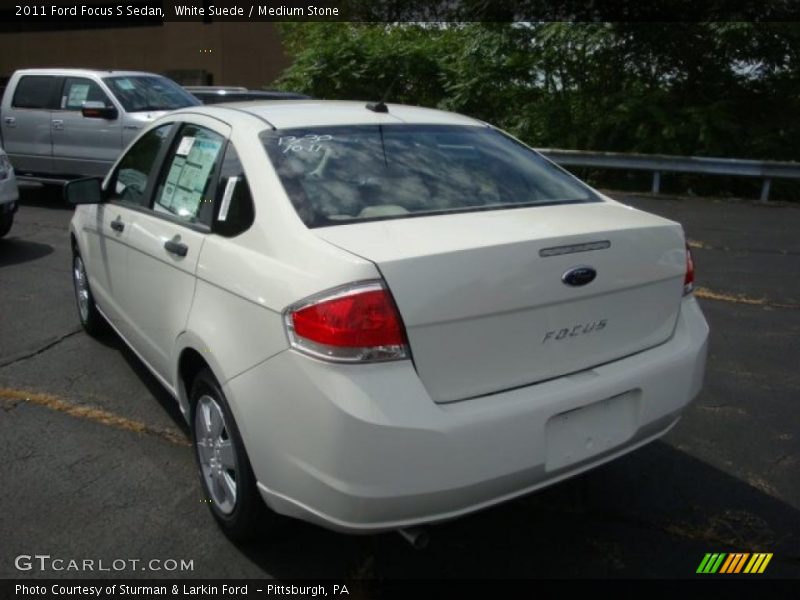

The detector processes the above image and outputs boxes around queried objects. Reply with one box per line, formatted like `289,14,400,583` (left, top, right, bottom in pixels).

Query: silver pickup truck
0,68,199,183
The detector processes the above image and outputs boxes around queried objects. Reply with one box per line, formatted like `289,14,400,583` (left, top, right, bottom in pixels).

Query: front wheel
191,368,276,542
72,251,106,336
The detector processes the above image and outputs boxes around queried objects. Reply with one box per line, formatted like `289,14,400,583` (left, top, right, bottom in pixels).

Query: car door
1,75,61,174
88,123,175,331
123,117,229,382
52,76,123,177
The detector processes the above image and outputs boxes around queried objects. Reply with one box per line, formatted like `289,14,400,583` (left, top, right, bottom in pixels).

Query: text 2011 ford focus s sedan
67,101,709,541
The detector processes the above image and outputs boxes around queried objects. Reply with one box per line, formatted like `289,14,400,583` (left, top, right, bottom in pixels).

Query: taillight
684,244,695,295
284,281,409,363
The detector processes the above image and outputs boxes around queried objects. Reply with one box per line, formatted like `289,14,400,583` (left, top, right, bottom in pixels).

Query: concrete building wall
0,22,289,88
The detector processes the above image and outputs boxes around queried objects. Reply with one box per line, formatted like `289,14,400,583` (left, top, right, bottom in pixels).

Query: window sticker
67,84,90,108
158,137,222,219
176,137,195,156
159,156,186,209
218,177,238,222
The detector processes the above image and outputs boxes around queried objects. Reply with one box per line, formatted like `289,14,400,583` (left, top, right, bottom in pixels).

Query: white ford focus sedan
67,101,709,541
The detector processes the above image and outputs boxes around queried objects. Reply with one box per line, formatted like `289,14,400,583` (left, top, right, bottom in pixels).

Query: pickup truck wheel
72,252,106,336
191,368,277,542
0,212,12,238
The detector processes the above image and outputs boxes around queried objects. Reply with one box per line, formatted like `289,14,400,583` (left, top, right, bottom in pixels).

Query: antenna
366,74,401,113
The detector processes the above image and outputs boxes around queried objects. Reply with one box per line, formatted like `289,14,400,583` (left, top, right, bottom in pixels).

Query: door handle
164,239,188,257
110,219,124,232
3,117,15,127
52,119,64,131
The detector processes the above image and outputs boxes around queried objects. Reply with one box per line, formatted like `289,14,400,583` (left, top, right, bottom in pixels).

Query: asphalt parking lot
1,186,798,580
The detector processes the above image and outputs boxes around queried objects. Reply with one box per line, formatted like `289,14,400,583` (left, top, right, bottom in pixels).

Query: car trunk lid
314,201,687,403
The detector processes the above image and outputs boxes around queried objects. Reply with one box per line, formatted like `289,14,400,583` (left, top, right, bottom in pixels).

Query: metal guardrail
537,148,800,201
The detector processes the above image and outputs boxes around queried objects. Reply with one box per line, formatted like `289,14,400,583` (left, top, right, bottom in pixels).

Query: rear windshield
104,76,199,112
261,124,598,228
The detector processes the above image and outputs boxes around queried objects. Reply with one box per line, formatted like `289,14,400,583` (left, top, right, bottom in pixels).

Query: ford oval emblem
562,266,597,287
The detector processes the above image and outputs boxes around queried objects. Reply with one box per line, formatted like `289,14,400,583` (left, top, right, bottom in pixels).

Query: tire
71,251,107,337
190,368,275,542
0,212,12,238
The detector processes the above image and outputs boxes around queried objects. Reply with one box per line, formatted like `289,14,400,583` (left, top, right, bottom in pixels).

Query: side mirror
82,101,118,120
65,177,104,205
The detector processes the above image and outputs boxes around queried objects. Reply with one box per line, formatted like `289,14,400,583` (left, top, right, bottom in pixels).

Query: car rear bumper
225,295,709,533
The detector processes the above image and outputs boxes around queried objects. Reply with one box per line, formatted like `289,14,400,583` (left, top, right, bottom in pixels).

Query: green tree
274,22,800,163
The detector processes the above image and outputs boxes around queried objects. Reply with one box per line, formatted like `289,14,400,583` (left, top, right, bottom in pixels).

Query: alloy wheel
73,255,90,324
195,394,239,515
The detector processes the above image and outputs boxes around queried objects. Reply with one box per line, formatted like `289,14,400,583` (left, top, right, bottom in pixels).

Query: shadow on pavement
18,184,71,210
92,327,190,438
0,238,54,267
229,442,800,580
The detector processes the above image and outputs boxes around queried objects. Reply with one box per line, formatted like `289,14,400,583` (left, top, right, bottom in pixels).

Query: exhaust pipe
397,527,430,550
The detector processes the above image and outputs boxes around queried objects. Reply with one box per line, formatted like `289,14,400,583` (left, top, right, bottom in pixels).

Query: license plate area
545,390,640,472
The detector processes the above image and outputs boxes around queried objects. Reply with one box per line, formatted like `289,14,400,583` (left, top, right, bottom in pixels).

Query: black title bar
0,0,799,28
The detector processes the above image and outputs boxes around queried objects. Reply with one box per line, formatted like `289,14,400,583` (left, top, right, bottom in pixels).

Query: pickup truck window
61,77,112,110
12,75,61,110
104,76,199,113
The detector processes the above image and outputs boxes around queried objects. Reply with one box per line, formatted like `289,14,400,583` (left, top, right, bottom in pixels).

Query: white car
67,101,709,542
0,145,19,237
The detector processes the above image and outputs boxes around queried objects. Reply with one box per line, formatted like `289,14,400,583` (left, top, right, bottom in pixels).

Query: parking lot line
694,287,800,309
0,387,190,447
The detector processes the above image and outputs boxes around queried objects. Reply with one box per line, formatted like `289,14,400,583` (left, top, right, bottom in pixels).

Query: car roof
216,90,309,98
14,68,164,78
174,100,484,130
186,87,305,95
184,86,249,92
190,89,311,101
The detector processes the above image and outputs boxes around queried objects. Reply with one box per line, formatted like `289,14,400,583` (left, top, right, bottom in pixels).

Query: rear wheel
0,212,12,238
190,368,275,542
72,251,106,336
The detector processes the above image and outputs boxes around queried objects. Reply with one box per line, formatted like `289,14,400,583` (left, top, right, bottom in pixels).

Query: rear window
12,75,61,109
261,124,598,228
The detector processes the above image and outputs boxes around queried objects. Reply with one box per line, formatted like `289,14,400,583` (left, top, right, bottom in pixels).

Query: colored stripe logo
697,552,773,574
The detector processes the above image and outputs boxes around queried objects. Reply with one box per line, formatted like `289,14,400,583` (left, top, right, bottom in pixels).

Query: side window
153,124,224,226
214,144,255,237
61,77,112,110
108,124,173,207
12,76,61,109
